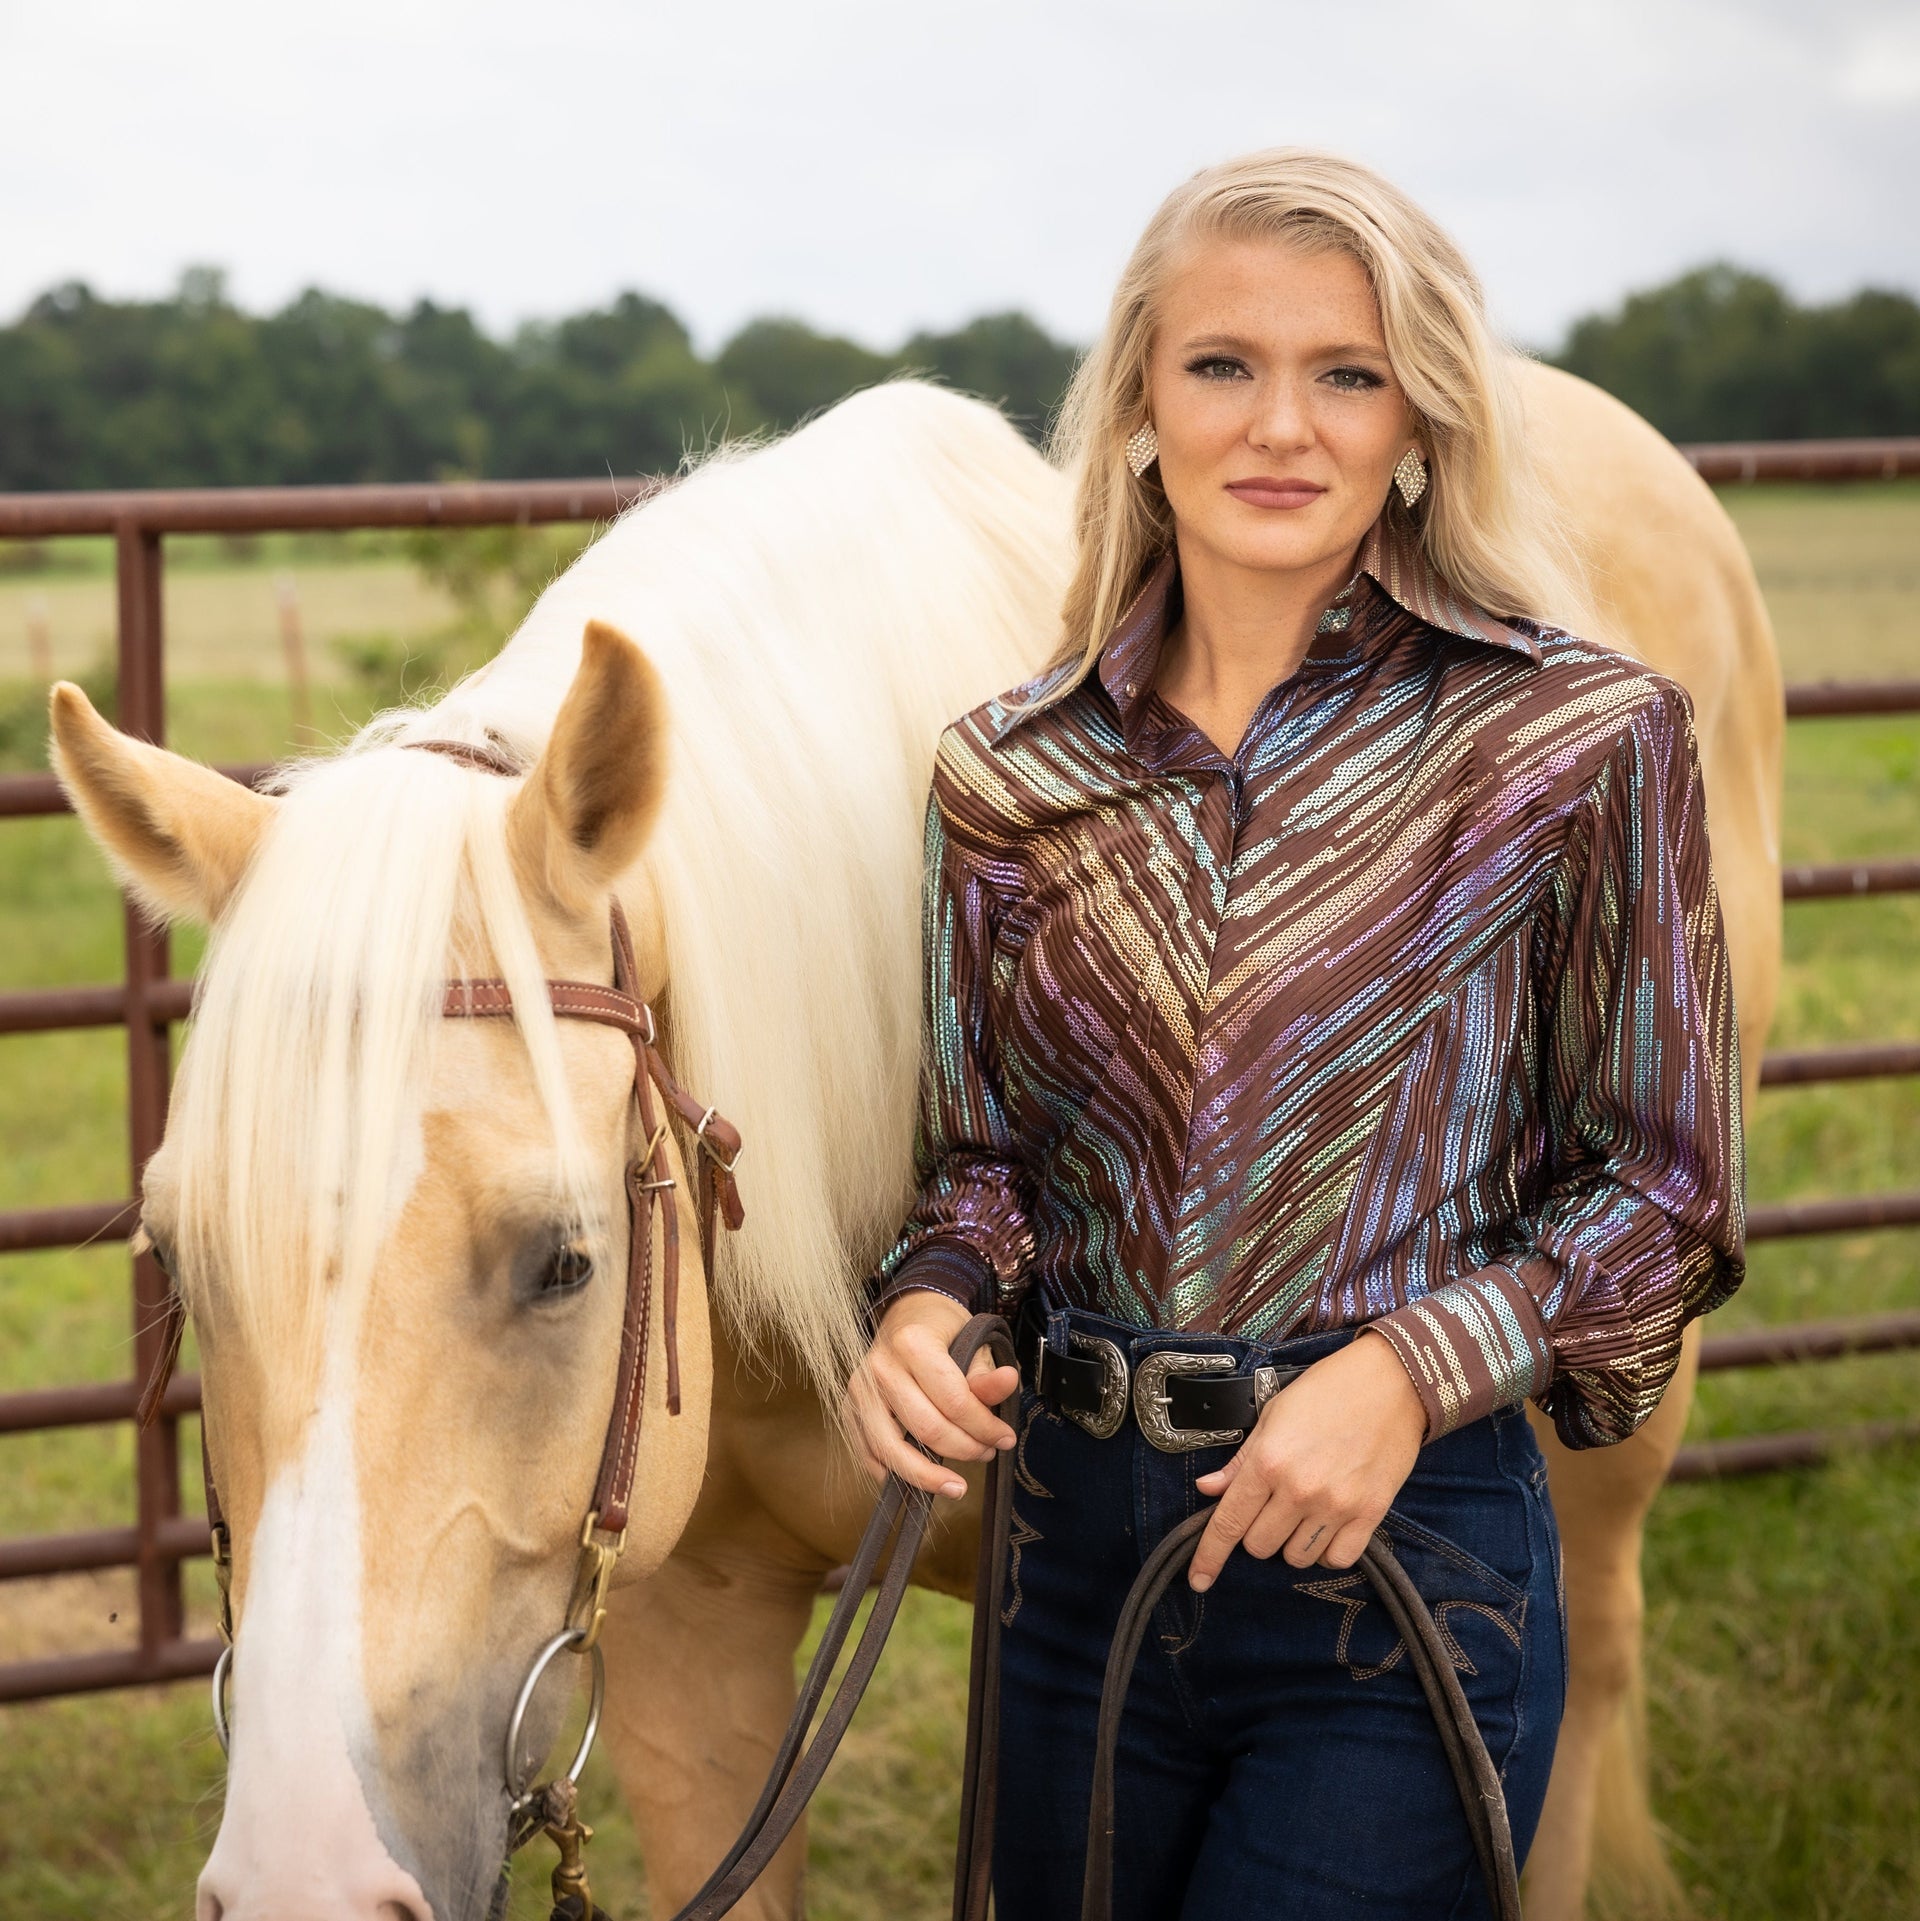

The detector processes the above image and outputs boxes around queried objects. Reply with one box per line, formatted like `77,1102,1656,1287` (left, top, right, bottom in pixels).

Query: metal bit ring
211,1643,234,1755
504,1627,607,1817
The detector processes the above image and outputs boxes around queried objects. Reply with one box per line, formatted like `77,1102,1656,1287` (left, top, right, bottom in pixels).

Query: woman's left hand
1189,1332,1428,1589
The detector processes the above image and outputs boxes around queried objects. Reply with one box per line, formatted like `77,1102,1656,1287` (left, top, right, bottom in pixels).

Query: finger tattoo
1303,1526,1325,1552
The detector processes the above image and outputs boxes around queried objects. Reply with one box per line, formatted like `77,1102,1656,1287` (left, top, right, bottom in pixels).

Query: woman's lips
1225,478,1326,509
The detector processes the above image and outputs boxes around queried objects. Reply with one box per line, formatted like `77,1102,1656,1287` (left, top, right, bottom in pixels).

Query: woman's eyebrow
1177,332,1261,355
1175,332,1392,362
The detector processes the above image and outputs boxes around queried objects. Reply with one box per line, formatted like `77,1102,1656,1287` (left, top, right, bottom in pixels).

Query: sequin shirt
873,520,1744,1447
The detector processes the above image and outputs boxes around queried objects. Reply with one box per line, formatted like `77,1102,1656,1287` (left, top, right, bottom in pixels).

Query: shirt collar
1090,515,1540,736
1349,516,1541,662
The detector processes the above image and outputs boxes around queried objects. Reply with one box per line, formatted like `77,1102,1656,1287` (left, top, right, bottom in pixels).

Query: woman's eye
537,1243,594,1295
1325,365,1386,392
1185,355,1249,381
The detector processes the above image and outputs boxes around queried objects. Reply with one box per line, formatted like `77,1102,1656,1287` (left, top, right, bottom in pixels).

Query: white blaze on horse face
198,1313,432,1921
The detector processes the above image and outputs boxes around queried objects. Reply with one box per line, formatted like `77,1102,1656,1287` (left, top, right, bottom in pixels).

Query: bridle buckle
631,1120,676,1195
694,1105,742,1176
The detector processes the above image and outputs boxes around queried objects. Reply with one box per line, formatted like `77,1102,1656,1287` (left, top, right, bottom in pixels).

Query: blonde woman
846,150,1743,1918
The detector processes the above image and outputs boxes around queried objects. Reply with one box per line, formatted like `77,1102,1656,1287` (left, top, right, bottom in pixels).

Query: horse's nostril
377,1906,426,1921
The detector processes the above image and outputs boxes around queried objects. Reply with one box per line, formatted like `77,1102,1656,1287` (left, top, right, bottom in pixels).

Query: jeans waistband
1038,1298,1361,1372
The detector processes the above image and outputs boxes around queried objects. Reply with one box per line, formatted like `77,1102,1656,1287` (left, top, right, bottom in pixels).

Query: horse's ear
49,682,276,924
508,621,669,916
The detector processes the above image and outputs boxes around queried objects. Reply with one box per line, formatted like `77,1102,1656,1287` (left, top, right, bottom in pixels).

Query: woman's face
1144,235,1417,582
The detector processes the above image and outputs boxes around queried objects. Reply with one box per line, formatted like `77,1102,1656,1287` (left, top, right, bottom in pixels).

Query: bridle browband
406,735,527,777
133,737,745,1874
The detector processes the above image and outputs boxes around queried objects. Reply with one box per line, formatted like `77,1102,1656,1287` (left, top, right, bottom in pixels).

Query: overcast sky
5,0,1917,355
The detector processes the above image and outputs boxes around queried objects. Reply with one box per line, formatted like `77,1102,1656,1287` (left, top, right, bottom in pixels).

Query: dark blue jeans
994,1308,1566,1921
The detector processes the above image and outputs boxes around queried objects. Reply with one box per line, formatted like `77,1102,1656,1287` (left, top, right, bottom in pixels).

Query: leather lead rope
941,1316,1520,1921
1074,1511,1524,1921
657,1314,1019,1921
948,1316,1019,1921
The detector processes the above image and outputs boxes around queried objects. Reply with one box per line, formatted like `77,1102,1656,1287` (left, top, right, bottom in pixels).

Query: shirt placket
1159,674,1342,1322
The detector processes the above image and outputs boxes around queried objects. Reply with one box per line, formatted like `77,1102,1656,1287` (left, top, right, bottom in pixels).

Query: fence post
113,520,186,1658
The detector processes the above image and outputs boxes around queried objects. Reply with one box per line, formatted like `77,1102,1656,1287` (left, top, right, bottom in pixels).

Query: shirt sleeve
1369,682,1746,1447
869,787,1036,1320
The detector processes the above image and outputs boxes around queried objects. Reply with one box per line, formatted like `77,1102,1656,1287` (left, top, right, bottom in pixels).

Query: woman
845,149,1743,1919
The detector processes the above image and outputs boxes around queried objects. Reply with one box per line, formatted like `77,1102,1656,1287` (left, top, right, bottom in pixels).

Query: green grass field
1,485,1917,1918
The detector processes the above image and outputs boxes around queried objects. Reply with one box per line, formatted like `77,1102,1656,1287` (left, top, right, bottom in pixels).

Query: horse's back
1521,360,1783,1092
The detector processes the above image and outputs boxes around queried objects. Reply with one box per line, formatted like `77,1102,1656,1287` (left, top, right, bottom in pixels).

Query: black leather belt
1016,1306,1303,1453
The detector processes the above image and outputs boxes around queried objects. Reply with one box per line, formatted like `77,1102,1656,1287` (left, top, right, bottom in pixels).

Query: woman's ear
507,620,670,916
49,682,277,924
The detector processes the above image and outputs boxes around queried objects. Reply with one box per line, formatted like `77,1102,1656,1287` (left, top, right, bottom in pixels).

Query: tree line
1,261,1915,492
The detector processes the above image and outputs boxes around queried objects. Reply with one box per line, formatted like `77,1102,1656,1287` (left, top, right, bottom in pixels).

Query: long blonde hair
1048,148,1592,676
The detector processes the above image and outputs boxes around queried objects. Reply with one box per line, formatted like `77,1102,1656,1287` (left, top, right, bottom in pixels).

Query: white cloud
1835,14,1920,102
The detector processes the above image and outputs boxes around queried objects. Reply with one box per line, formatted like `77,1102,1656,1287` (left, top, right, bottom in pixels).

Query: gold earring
1125,424,1159,478
1393,447,1428,509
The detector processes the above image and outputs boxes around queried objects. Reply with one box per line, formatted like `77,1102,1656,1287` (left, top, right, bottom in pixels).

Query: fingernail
944,1481,967,1499
1189,1574,1213,1593
996,1435,1016,1450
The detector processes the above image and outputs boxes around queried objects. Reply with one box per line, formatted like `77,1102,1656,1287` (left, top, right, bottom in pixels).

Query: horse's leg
1522,1320,1699,1920
599,1516,830,1921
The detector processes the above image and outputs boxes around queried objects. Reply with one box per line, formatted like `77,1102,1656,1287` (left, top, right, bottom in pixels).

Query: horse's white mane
171,380,1071,1391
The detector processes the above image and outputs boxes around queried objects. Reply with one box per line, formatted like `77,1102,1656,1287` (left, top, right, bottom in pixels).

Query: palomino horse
50,371,1778,1920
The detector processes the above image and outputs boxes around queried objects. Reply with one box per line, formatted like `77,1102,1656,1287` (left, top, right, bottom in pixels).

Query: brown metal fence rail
0,480,656,1706
1,438,1917,1704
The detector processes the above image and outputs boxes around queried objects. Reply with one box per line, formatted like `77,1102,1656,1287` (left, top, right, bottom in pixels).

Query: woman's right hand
843,1289,1021,1499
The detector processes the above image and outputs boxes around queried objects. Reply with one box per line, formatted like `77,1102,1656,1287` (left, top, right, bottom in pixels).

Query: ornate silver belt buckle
1133,1351,1242,1453
1063,1330,1129,1440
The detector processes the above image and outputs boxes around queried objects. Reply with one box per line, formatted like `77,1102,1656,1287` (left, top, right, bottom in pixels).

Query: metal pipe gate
0,442,1916,1705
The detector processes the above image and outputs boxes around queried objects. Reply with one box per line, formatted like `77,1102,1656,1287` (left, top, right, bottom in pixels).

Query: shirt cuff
1366,1264,1555,1441
871,1242,992,1319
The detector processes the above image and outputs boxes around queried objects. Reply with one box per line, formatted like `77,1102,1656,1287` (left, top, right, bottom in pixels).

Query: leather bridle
132,737,745,1905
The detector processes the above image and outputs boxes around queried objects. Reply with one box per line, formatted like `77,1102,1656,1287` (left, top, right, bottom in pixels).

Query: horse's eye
538,1243,594,1295
136,1224,176,1280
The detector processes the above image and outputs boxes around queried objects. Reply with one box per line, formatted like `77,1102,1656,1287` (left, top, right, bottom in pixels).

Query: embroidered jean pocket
1297,1509,1528,1704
